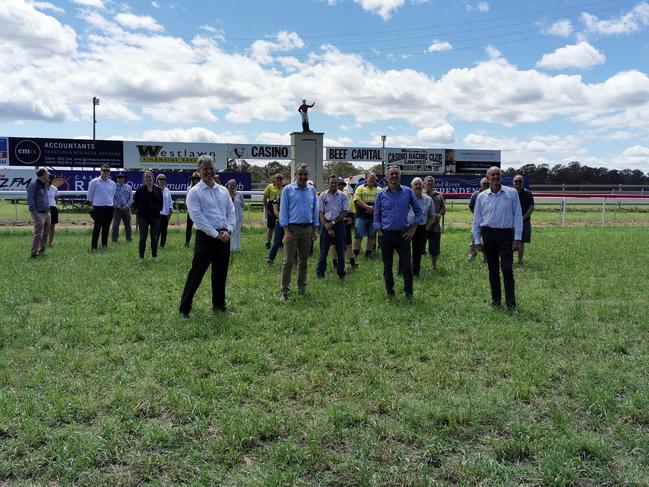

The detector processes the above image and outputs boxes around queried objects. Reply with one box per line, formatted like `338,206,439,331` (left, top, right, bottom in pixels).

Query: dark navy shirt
27,179,50,213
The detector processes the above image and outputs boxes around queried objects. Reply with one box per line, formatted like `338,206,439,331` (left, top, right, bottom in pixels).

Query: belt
37,210,50,214
385,228,408,233
481,226,513,232
290,222,312,227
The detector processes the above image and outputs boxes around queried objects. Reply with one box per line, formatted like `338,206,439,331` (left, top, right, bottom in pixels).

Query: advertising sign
226,144,290,160
123,141,228,169
386,148,444,174
446,149,501,174
326,147,383,162
8,137,123,168
397,174,518,196
0,137,8,166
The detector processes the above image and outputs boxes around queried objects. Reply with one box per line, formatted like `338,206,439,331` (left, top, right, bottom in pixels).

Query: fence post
601,197,606,227
561,197,567,226
15,199,19,224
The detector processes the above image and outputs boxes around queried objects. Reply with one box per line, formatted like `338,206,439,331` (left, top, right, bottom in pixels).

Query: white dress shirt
186,180,236,238
87,177,116,206
48,185,58,207
160,187,173,216
472,185,523,243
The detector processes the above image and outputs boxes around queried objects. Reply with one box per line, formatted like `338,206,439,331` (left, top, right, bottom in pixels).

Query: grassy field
1,226,648,485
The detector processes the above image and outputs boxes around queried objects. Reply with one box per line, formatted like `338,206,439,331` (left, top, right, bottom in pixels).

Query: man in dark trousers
374,165,421,300
87,164,116,251
472,166,523,312
513,174,535,264
316,174,350,280
298,99,315,132
179,155,235,318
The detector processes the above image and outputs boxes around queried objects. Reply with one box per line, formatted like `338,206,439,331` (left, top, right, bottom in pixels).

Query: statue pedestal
291,132,324,191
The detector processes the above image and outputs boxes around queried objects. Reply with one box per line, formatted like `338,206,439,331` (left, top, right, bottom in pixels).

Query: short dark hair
36,168,48,177
100,164,110,171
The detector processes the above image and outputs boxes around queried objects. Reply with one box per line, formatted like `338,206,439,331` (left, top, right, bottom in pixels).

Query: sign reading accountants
8,137,123,168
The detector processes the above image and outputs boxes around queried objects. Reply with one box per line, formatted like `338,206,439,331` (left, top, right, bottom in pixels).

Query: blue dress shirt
113,182,133,207
374,185,421,231
408,193,435,225
279,182,319,227
472,185,523,243
27,180,49,213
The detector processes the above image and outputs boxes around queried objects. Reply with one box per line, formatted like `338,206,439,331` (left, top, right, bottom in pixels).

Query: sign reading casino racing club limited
8,137,123,168
386,148,445,174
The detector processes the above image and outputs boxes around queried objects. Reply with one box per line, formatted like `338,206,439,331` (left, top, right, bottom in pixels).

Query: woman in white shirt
47,174,58,247
156,174,173,248
226,179,244,251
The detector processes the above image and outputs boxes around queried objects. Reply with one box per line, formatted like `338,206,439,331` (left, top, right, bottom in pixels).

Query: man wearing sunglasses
513,175,534,264
87,164,116,251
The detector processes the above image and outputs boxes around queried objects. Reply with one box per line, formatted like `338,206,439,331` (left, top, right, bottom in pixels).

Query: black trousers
91,206,113,249
179,230,230,313
159,214,170,247
185,214,194,245
381,230,413,296
411,225,428,276
481,227,516,307
137,216,160,258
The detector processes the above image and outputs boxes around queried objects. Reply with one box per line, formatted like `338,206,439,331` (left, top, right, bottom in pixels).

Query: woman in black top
133,171,163,261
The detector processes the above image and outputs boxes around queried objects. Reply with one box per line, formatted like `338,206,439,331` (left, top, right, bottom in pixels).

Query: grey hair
197,155,215,169
411,177,423,186
226,179,237,187
295,163,310,173
424,175,435,184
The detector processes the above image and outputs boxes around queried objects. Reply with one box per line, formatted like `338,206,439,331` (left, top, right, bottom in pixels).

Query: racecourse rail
2,190,649,227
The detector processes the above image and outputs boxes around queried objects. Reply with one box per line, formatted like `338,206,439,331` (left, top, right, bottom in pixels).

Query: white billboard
226,144,290,160
386,148,444,174
123,141,228,169
326,147,383,162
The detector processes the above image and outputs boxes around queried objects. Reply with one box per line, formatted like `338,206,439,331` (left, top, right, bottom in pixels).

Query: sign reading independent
8,137,123,168
124,141,227,170
326,147,383,162
386,148,444,174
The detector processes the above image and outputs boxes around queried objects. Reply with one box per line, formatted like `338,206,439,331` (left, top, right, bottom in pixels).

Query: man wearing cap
374,165,421,299
26,168,51,259
87,164,116,251
111,172,133,242
316,174,350,280
179,155,235,318
472,166,523,311
279,163,319,301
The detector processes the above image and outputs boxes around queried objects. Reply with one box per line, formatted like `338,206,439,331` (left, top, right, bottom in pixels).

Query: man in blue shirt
316,174,350,280
472,166,523,311
279,163,319,301
374,165,421,299
111,172,133,242
26,168,51,259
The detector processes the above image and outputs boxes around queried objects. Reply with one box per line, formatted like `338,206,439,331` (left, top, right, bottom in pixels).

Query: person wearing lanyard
374,165,421,300
156,174,173,248
179,156,235,318
472,166,523,312
87,164,116,251
278,163,319,301
316,174,350,280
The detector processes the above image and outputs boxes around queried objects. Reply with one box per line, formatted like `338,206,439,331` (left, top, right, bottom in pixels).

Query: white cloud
72,0,104,8
250,31,304,64
582,2,649,36
29,1,65,14
255,132,291,145
353,0,405,20
466,1,489,12
417,123,455,143
545,19,573,37
536,42,605,70
426,40,453,52
151,1,160,7
613,145,649,168
134,127,248,143
115,13,164,32
485,45,501,59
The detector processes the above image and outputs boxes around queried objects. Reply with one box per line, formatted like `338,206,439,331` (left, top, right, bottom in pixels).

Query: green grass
1,226,648,485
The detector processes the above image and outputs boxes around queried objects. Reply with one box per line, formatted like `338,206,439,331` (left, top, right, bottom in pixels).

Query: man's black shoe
180,310,190,319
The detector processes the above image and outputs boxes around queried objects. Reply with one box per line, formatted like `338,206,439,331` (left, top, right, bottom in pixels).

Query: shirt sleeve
373,192,382,230
187,189,218,238
27,183,36,213
342,193,350,213
87,179,95,203
311,188,319,227
513,191,523,241
472,194,483,244
279,186,289,227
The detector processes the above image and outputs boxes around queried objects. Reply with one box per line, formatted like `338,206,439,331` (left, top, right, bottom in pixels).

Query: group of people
26,156,534,317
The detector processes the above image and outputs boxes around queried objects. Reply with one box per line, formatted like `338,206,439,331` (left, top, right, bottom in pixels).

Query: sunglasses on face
101,169,110,173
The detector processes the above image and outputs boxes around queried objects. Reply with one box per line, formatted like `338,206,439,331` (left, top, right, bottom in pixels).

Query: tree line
227,159,649,186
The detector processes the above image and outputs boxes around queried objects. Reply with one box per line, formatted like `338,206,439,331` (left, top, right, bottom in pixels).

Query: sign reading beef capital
8,137,123,168
326,147,383,162
124,141,228,169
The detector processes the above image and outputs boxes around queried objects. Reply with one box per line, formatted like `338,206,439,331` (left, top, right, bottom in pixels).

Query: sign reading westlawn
8,137,123,168
123,141,228,169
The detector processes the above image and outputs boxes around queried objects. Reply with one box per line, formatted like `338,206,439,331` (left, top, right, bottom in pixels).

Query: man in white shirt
472,166,523,311
179,156,235,318
156,173,173,248
87,164,116,251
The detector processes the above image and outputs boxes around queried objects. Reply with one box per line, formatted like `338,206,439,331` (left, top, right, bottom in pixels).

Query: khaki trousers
281,224,313,294
31,212,51,257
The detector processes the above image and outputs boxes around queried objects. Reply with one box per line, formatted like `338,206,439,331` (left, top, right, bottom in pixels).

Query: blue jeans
268,224,284,262
316,221,346,278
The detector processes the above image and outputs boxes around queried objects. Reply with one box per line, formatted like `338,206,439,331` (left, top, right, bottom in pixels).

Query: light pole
92,97,100,140
381,135,387,176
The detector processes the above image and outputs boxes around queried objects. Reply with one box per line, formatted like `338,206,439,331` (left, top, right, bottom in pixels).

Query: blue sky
1,0,649,170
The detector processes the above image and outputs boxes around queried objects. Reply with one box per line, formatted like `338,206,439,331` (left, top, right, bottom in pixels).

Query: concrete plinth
290,132,324,191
